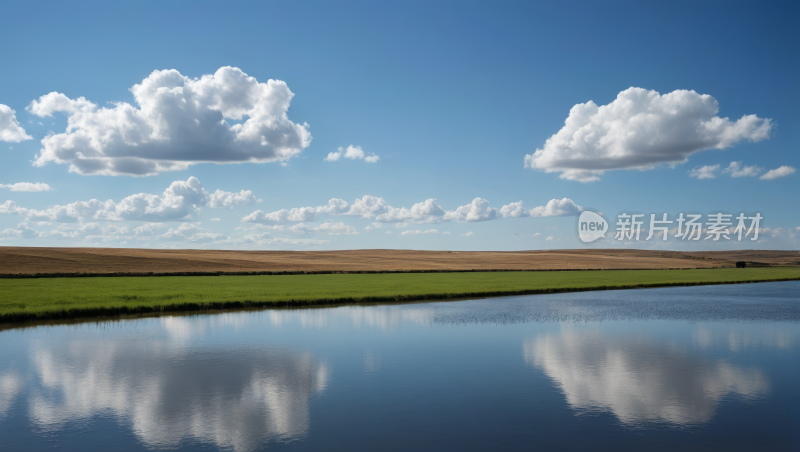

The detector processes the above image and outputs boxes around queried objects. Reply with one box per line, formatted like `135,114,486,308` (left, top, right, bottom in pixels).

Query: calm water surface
1,282,799,451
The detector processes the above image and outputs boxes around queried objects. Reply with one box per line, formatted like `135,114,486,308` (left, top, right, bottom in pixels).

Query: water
1,281,799,451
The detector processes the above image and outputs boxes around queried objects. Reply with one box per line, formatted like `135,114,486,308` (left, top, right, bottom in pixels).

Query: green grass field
1,267,799,323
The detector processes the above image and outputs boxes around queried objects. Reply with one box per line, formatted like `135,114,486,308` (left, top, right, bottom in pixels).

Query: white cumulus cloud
208,189,257,208
27,67,311,176
243,196,582,225
760,166,795,180
0,182,53,192
443,198,497,222
0,104,32,142
500,198,583,218
0,222,40,239
159,223,226,243
524,87,772,182
724,161,762,178
324,145,379,163
0,177,254,223
689,165,720,180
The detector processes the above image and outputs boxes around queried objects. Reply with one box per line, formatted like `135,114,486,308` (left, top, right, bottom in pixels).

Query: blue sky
0,0,797,251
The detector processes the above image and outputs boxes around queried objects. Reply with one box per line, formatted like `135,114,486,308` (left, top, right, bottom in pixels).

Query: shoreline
2,269,799,326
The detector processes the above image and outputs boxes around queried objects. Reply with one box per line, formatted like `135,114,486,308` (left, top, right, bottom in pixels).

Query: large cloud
27,67,311,176
243,196,581,225
0,104,32,142
524,87,773,182
0,176,254,223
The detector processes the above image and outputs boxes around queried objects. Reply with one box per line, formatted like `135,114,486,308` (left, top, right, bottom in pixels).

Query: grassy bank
1,268,799,323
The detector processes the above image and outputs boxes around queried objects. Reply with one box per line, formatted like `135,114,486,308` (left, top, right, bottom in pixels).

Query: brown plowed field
0,247,797,275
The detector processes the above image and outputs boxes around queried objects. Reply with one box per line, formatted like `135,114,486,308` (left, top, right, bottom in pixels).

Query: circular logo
577,210,608,243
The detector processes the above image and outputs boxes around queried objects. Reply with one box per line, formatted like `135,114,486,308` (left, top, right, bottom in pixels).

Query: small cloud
0,182,53,192
210,218,221,222
325,145,379,163
442,231,450,235
400,229,439,236
724,161,762,178
689,164,719,180
385,230,393,234
760,165,795,180
533,232,541,237
461,232,474,237
546,236,555,242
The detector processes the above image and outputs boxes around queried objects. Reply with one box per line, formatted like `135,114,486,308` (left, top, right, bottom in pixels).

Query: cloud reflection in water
524,327,770,426
30,339,328,451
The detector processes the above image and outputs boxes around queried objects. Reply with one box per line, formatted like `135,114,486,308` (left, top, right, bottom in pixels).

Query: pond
1,281,799,451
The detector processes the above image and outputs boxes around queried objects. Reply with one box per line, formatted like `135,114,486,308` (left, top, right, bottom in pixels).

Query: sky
0,0,798,252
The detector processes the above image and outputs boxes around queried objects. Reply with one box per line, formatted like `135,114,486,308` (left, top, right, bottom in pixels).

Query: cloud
0,182,53,192
134,223,168,236
443,198,497,222
0,104,32,142
760,165,795,180
400,229,439,235
689,164,720,180
546,236,555,242
208,189,257,208
241,198,350,225
233,234,330,246
27,67,311,176
723,161,762,178
461,232,474,237
282,221,358,236
524,87,772,182
375,198,446,223
1,176,253,223
324,145,379,163
500,198,583,218
46,223,103,239
160,223,226,243
0,222,40,239
244,196,582,226
210,218,221,222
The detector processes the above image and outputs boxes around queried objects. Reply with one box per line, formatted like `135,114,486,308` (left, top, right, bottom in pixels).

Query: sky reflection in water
1,281,799,451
